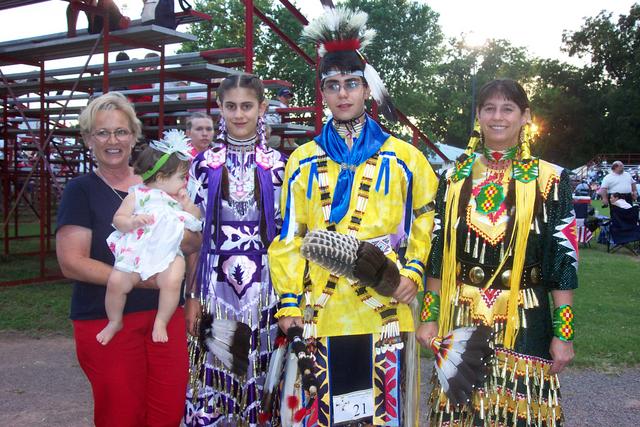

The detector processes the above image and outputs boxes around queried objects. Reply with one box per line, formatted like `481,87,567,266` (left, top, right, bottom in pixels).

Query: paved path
1,332,639,426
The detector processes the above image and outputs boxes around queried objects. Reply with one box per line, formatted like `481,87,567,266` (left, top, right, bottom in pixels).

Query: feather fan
199,313,252,377
430,325,494,406
259,334,287,423
301,229,400,296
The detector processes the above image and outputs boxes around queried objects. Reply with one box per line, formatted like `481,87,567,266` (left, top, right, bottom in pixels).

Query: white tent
427,142,465,173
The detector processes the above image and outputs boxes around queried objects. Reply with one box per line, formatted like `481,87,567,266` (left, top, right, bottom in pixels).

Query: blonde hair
78,92,142,146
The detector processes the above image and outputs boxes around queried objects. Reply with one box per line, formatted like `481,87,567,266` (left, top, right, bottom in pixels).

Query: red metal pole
103,11,110,94
159,46,165,137
371,102,379,121
207,82,213,116
12,138,18,238
39,62,46,276
2,96,8,255
278,0,309,25
244,0,254,73
253,6,314,66
45,118,51,252
314,55,323,133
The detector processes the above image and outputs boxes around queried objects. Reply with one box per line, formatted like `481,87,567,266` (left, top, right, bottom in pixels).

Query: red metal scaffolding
0,0,446,286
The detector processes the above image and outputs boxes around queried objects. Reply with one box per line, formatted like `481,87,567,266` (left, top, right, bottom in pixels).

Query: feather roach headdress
302,6,397,122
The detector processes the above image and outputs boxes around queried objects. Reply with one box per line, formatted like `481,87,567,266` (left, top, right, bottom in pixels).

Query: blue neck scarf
314,114,389,224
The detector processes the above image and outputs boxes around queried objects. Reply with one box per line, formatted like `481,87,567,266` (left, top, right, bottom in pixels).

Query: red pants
74,308,188,427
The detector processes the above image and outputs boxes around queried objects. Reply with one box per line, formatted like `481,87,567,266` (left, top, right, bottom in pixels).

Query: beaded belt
456,259,542,289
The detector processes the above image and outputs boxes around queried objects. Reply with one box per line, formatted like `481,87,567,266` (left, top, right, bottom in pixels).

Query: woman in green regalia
417,79,577,426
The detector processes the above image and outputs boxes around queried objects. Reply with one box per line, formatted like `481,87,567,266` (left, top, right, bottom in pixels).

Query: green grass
573,244,640,368
1,218,60,280
0,281,73,336
0,219,70,336
0,252,60,280
0,228,638,367
591,199,609,217
419,244,639,368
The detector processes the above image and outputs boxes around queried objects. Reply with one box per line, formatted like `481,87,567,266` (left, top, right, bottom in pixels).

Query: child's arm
112,193,154,233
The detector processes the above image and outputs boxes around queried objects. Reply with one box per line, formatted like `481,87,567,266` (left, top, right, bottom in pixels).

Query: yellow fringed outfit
269,116,437,426
269,136,437,337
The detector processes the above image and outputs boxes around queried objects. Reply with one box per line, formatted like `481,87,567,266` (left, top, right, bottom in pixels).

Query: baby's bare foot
96,321,122,345
152,321,168,343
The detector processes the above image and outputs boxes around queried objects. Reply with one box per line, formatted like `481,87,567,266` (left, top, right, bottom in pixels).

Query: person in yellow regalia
267,6,438,427
417,79,577,426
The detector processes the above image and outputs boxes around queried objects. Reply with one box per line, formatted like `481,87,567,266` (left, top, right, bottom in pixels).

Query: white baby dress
107,184,202,280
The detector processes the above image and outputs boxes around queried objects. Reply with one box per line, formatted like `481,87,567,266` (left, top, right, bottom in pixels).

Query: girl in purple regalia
184,75,286,426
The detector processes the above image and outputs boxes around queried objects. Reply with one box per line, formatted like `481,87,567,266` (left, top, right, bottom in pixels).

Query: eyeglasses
92,128,132,142
322,80,364,94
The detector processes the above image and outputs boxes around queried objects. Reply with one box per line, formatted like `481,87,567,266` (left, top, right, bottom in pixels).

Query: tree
341,0,444,131
255,4,317,106
430,38,536,148
528,59,607,167
180,0,317,103
562,4,640,84
181,0,272,52
562,4,640,162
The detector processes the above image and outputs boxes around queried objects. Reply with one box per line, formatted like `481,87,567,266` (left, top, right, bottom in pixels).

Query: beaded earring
217,116,227,142
257,115,268,148
519,122,533,161
463,120,483,159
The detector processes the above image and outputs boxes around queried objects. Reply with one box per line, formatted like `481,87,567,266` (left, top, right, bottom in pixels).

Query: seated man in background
599,161,637,205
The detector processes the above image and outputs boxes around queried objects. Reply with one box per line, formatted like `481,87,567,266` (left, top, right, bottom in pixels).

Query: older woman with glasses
56,92,201,427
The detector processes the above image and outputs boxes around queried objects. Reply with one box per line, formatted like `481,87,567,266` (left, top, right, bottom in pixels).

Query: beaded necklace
481,144,518,164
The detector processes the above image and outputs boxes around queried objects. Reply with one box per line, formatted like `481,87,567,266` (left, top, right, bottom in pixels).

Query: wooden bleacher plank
0,25,196,66
0,0,51,11
1,48,246,85
2,74,292,101
0,63,242,96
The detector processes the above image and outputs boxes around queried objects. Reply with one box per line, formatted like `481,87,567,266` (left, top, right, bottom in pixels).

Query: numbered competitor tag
332,388,373,424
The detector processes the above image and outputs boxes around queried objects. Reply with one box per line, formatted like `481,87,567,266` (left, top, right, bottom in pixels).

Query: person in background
66,0,130,37
265,88,295,148
598,160,637,206
573,179,590,197
109,51,130,92
56,92,201,427
185,112,215,153
128,52,156,103
275,88,293,107
610,192,633,209
417,79,577,426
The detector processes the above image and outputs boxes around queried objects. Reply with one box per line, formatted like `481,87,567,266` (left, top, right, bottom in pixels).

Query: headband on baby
141,129,196,181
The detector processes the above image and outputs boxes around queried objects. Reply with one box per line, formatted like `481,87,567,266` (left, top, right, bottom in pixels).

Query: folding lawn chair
607,205,640,255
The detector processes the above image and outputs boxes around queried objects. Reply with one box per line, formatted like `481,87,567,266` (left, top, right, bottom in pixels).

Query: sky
0,0,636,73
296,0,637,66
